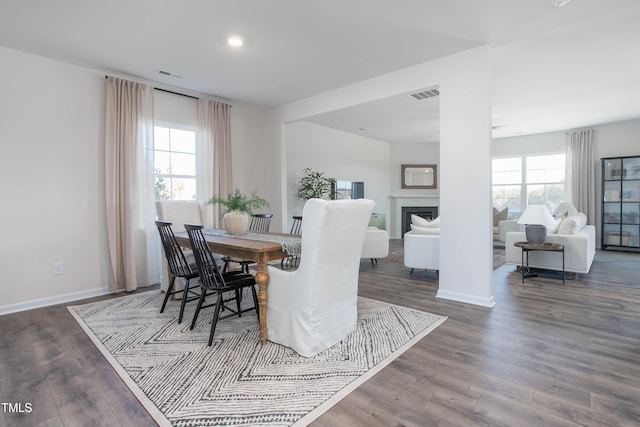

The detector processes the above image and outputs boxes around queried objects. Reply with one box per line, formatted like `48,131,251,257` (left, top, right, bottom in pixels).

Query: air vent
410,89,440,100
158,70,183,79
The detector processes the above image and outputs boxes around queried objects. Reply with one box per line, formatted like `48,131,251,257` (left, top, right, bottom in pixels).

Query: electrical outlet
53,262,64,275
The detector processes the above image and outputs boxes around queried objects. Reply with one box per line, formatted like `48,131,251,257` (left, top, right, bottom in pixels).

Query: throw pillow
557,213,587,234
410,224,441,235
547,212,568,234
412,214,440,227
493,207,508,226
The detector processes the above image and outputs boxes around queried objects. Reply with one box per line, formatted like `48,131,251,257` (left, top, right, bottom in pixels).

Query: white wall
0,45,108,312
285,121,391,230
0,45,267,313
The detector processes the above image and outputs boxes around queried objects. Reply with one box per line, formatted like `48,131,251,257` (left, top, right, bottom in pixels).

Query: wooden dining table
174,230,292,345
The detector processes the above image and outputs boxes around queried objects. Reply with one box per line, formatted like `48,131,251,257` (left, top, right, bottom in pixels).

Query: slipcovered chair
361,226,389,267
266,198,375,357
156,200,209,292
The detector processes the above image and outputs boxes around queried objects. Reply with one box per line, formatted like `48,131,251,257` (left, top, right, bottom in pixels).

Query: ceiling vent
158,70,183,79
410,89,440,100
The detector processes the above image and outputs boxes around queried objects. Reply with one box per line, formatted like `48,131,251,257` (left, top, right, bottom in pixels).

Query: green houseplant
297,168,335,200
208,189,269,235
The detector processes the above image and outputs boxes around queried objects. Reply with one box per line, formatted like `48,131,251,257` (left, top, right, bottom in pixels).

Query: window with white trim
154,125,197,201
492,153,565,216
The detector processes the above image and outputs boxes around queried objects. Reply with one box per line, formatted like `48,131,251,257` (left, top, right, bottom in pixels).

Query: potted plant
297,168,335,200
208,189,270,235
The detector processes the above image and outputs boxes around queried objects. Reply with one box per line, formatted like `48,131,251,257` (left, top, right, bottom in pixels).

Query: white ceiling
1,0,639,142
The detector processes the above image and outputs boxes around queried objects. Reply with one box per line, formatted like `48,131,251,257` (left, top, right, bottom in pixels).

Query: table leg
254,255,269,345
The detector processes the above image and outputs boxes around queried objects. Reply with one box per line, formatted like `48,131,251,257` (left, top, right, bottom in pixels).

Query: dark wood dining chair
185,224,259,346
281,215,302,269
156,221,201,324
222,213,273,273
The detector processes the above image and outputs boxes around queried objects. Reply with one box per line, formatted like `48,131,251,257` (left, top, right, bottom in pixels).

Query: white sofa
361,226,389,267
505,224,596,274
493,220,520,242
403,231,439,275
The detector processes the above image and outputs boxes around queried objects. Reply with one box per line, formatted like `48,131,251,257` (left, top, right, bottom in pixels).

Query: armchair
361,226,389,267
266,198,375,357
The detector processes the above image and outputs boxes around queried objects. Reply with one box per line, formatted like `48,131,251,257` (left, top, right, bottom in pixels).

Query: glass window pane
171,178,197,200
154,151,171,174
154,126,170,150
155,176,171,200
171,128,196,153
170,153,196,175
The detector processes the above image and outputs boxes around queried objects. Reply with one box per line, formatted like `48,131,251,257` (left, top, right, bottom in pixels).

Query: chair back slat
185,224,227,289
156,221,194,277
290,216,302,235
250,213,273,233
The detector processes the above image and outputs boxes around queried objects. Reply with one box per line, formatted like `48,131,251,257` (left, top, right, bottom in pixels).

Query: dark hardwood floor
1,241,639,426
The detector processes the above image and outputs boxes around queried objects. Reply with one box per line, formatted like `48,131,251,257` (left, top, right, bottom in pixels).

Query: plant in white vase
208,189,270,235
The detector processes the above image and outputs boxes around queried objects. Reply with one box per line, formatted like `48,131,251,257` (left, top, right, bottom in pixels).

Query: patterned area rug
387,247,506,270
68,291,446,427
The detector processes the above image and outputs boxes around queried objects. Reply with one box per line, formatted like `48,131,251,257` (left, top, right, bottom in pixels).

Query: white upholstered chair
156,200,209,292
266,198,375,357
361,226,389,267
403,231,440,275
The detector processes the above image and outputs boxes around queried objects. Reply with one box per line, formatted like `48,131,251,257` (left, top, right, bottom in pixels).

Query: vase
223,211,250,235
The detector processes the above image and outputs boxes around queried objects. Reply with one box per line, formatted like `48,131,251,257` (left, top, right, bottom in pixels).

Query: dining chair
185,224,259,346
222,213,273,273
281,215,302,269
266,199,374,357
155,221,201,324
155,200,208,293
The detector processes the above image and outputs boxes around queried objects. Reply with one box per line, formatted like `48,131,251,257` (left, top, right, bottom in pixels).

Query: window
492,153,565,216
492,157,522,213
154,125,197,200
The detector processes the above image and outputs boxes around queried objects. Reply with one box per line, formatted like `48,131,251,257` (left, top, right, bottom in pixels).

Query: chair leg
178,279,190,324
235,288,242,317
190,288,207,330
250,285,259,322
208,293,224,346
160,276,176,313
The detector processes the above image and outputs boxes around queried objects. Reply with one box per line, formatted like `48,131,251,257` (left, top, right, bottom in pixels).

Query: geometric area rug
68,291,446,427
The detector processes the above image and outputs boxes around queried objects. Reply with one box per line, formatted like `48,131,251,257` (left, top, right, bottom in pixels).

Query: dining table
174,229,299,345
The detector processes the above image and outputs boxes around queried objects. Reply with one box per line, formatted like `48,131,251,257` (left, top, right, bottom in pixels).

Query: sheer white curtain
566,129,596,224
105,77,161,292
197,99,233,228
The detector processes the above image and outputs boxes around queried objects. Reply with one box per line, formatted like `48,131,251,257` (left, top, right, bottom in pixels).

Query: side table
514,241,565,285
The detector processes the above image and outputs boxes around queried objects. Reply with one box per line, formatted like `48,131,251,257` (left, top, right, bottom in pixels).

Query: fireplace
402,206,438,235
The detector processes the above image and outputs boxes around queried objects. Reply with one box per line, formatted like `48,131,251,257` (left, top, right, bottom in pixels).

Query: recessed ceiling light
550,0,571,7
227,36,244,47
359,127,370,132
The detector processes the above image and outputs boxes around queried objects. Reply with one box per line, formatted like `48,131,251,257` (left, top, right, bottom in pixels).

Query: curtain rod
104,75,198,100
105,75,234,106
154,87,198,100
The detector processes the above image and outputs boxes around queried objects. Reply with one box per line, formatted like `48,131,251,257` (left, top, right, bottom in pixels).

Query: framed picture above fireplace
402,164,437,189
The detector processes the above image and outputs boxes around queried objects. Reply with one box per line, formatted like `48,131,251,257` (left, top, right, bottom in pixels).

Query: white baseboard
436,290,496,308
0,287,111,315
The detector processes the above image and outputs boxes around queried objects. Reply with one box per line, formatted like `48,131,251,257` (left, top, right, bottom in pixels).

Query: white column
436,46,495,307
